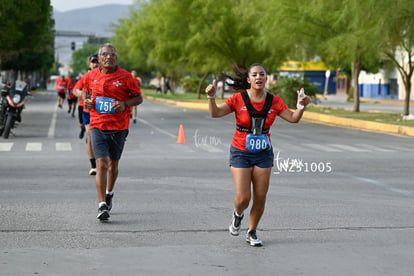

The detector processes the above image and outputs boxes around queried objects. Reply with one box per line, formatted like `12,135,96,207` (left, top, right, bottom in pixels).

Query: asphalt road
1,90,413,276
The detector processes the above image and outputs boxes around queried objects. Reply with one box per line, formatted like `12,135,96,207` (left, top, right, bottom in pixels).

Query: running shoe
97,204,110,220
245,230,263,247
89,168,97,175
105,193,113,211
228,210,244,236
79,128,85,139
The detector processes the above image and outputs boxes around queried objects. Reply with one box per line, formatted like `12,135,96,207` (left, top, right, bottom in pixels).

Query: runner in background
66,74,77,117
55,75,67,108
130,70,141,124
74,54,99,175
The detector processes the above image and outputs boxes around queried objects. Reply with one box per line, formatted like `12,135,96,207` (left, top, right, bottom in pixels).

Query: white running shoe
97,204,110,221
246,230,263,247
228,210,244,236
89,168,97,175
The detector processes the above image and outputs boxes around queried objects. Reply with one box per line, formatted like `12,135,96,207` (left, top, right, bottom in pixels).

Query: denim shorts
90,128,129,160
82,111,90,125
229,145,274,168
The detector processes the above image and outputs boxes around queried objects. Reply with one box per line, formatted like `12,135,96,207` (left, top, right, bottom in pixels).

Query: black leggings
78,106,84,125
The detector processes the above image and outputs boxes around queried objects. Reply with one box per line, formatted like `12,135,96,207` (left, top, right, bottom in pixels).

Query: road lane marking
198,144,224,153
336,172,413,196
0,143,13,151
138,118,176,139
56,142,72,151
328,144,370,152
303,143,342,152
48,101,58,138
26,142,42,151
355,144,395,152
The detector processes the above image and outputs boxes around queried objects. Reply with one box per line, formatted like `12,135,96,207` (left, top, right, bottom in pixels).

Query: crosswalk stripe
56,142,72,151
26,142,42,151
0,142,13,151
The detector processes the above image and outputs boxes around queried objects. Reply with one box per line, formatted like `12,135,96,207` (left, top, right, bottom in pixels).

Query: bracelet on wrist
207,94,215,99
124,101,129,107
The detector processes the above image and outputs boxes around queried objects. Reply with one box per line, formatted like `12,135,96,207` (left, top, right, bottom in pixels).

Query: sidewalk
144,94,414,137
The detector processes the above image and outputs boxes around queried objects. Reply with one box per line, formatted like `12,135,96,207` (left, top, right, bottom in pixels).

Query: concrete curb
302,112,414,137
143,95,414,137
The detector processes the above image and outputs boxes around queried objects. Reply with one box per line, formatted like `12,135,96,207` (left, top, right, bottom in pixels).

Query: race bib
95,96,115,114
246,134,270,153
58,85,65,90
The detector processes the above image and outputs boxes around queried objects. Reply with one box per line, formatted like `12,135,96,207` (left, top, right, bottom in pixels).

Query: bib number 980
246,134,270,153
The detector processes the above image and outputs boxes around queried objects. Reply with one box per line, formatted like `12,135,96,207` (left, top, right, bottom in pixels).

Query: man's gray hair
98,43,117,56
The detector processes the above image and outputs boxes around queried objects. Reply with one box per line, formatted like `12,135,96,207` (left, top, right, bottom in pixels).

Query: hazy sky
51,0,134,12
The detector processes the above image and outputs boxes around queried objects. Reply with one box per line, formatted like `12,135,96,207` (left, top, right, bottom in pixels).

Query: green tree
70,43,101,75
114,0,290,98
380,0,414,116
269,0,384,112
0,0,54,75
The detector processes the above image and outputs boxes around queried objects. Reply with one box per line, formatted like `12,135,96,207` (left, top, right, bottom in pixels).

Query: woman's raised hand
205,80,217,98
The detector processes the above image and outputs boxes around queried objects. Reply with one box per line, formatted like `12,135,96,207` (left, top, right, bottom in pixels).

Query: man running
82,43,143,221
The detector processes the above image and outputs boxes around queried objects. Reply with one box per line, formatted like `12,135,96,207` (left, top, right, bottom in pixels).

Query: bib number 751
95,96,116,114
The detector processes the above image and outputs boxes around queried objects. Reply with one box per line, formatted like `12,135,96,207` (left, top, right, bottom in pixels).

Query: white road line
138,118,177,139
48,101,58,138
303,143,342,152
355,144,395,152
0,142,13,151
56,142,72,151
197,144,224,153
328,144,370,152
26,142,42,151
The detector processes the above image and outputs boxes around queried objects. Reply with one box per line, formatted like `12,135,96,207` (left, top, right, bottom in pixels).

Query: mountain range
53,4,130,37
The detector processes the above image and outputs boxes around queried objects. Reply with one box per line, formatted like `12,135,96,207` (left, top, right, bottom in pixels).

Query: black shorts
90,129,129,160
67,98,78,104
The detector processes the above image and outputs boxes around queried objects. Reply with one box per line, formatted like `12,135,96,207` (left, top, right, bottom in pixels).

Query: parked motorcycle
0,80,30,139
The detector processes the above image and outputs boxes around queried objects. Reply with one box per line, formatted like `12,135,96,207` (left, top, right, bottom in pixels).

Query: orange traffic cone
176,124,186,143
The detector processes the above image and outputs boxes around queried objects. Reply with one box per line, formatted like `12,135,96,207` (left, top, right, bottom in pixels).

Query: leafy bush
268,77,319,109
180,77,208,94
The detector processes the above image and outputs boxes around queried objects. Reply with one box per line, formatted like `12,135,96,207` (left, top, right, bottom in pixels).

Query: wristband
124,101,129,107
207,94,215,99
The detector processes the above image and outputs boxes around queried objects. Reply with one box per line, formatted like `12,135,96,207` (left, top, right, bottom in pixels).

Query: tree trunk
197,72,209,99
352,61,361,112
403,81,411,116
